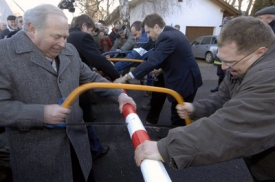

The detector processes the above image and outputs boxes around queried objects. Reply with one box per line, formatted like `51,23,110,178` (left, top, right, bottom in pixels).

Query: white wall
129,0,223,35
0,0,14,22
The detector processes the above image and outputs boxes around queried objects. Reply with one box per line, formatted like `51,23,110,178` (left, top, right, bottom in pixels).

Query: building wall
129,0,224,36
0,0,14,22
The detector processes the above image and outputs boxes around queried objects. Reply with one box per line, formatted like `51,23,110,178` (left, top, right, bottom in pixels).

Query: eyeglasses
19,20,23,23
218,49,258,68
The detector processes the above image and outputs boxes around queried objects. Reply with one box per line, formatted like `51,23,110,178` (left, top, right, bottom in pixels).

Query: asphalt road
91,59,254,182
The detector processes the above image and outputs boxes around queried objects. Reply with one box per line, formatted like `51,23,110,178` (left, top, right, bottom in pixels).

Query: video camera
58,0,75,13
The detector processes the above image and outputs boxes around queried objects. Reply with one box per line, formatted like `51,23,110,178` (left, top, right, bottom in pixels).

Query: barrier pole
61,83,192,182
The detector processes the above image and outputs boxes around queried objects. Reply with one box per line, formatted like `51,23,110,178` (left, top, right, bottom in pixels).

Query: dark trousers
79,91,102,158
244,147,275,182
70,144,95,182
171,90,197,126
146,74,167,124
79,91,95,123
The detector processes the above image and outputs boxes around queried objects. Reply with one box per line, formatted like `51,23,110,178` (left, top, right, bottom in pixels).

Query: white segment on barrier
125,113,146,137
141,159,172,182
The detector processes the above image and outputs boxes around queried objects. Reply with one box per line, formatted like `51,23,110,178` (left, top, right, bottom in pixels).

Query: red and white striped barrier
122,103,172,182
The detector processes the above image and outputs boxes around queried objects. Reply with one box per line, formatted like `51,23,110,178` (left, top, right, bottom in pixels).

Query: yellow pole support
108,58,144,63
61,83,191,125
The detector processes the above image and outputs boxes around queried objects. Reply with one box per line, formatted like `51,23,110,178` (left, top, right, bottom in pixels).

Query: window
192,37,203,45
212,37,218,44
201,37,211,44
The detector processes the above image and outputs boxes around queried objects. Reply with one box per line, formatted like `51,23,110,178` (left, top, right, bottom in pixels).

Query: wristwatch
125,73,132,80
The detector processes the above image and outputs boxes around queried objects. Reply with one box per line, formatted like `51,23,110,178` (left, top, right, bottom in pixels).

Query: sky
6,0,82,23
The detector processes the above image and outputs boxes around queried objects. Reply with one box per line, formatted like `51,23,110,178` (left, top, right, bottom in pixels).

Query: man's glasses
218,49,258,68
19,20,23,23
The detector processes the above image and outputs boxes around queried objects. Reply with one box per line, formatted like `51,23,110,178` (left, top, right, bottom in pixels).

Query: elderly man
0,4,136,182
255,6,275,33
0,15,17,39
135,16,275,181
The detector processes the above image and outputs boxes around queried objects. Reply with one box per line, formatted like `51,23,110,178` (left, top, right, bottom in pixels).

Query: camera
58,0,75,13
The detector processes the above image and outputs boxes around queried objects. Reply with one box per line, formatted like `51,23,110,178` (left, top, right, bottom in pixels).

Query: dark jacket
109,27,119,45
131,26,202,101
67,28,120,80
0,25,17,39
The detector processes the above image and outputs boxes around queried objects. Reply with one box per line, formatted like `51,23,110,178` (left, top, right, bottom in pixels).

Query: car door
198,36,212,58
191,36,203,58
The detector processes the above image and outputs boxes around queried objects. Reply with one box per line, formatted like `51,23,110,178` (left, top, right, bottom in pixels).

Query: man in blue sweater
114,21,155,73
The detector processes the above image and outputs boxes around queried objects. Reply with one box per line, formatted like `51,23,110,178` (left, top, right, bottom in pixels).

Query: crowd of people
1,3,275,182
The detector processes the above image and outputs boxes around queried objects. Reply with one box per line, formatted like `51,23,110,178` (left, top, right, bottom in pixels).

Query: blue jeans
114,62,140,72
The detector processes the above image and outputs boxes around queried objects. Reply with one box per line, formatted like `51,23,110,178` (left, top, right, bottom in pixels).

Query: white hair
23,4,67,32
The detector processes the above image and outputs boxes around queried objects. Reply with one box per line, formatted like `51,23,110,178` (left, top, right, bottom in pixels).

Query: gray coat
158,42,275,180
0,31,122,182
110,28,136,51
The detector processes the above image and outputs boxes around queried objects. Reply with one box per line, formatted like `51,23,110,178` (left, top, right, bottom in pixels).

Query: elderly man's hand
44,104,71,124
176,102,194,119
118,93,136,113
114,76,128,83
134,140,163,166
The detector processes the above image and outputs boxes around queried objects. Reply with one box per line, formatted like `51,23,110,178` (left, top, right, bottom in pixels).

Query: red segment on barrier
132,130,151,149
122,104,136,119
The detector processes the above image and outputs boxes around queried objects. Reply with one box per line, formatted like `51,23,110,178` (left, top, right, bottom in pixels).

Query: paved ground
91,59,254,182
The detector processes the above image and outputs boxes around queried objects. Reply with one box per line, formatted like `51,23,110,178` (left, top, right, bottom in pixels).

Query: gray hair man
0,4,136,181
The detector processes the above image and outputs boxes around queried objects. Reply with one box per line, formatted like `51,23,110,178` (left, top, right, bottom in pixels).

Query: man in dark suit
67,14,120,81
67,14,121,159
115,13,202,126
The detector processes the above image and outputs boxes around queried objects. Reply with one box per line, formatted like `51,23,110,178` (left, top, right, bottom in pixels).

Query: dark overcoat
67,28,120,81
0,31,121,182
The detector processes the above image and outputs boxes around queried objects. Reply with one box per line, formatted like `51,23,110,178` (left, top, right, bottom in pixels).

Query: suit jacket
67,28,120,81
0,31,122,182
131,26,202,102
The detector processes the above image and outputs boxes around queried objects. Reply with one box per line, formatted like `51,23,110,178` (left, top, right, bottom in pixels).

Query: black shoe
142,103,151,111
93,145,110,161
210,87,218,92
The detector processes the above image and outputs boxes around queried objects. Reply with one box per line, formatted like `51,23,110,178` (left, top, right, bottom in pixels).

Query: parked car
190,35,218,63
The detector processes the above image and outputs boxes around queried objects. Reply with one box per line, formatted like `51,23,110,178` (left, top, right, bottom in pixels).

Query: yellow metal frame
61,83,191,125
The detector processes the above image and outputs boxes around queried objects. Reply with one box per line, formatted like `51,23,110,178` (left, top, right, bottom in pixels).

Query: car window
212,37,217,44
201,37,211,44
192,37,203,45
